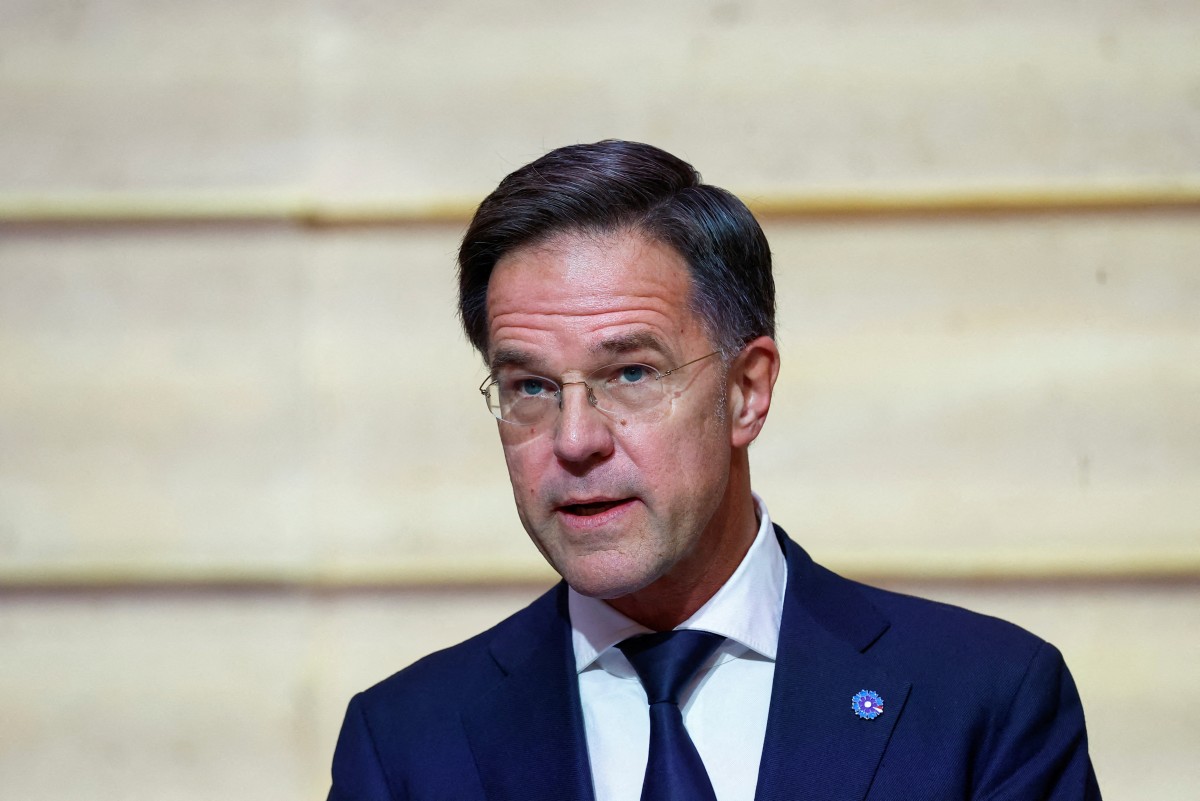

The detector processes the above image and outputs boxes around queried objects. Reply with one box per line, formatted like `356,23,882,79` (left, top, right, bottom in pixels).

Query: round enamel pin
851,689,884,720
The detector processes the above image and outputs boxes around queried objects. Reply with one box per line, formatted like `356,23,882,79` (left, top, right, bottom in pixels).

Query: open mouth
559,499,630,517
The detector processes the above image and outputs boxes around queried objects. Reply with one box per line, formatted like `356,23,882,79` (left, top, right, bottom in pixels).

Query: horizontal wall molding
2,181,1199,226
2,549,1197,593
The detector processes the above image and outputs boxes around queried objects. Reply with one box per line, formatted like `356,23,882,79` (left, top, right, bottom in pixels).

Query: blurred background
1,1,1197,798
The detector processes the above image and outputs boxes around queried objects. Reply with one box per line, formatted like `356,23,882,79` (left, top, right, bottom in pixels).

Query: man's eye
509,377,555,398
613,364,653,384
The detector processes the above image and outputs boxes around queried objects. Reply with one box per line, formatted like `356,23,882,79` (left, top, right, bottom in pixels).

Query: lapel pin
851,689,884,720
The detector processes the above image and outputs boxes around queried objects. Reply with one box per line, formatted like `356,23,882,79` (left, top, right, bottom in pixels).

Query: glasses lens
588,363,663,414
490,375,559,425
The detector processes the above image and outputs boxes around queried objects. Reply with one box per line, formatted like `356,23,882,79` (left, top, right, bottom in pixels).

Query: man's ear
727,336,781,449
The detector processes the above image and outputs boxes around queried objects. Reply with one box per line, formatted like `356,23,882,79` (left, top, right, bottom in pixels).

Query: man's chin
552,554,662,601
564,579,641,601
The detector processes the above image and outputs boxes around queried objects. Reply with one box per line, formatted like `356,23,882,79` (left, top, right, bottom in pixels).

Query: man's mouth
558,499,632,517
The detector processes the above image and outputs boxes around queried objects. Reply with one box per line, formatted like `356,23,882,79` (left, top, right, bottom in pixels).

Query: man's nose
552,381,615,465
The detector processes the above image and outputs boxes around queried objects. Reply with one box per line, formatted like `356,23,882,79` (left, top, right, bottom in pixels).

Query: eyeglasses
479,351,722,426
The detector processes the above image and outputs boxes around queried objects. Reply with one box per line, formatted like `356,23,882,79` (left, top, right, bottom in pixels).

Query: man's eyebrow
488,348,543,374
489,347,532,374
589,332,672,359
489,333,672,374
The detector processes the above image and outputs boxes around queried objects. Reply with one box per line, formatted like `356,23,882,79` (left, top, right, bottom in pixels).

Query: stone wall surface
1,1,1197,798
2,0,1198,197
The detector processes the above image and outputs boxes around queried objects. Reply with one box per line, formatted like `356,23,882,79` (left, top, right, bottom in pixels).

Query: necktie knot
618,630,725,705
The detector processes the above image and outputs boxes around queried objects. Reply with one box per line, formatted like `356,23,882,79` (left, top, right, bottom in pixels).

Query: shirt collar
568,493,787,674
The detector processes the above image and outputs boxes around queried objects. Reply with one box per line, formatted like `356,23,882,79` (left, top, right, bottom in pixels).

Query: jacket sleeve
328,694,397,801
976,641,1101,801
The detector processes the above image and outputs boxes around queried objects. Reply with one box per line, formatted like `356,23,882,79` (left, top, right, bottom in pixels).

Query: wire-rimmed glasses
479,350,722,426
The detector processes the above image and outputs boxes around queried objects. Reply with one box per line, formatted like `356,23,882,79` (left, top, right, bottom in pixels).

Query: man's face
485,230,735,601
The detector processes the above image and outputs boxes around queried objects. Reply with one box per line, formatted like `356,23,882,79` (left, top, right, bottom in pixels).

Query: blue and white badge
851,689,885,720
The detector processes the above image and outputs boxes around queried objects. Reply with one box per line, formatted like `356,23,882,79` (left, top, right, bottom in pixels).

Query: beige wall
1,1,1198,798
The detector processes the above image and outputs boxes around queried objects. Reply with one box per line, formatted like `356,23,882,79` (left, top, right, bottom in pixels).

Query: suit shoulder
783,531,1051,675
329,586,568,798
355,583,564,712
845,577,1065,699
857,580,1047,651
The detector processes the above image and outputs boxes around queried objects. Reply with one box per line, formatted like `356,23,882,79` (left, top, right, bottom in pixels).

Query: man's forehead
478,225,726,381
486,229,698,326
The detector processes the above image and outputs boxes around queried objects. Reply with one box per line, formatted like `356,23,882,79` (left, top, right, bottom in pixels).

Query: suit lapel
462,584,595,801
755,530,911,801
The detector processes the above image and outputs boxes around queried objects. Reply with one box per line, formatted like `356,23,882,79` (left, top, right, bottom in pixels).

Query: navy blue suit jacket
329,526,1100,800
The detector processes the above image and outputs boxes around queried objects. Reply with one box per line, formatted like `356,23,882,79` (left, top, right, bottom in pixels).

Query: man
329,140,1100,800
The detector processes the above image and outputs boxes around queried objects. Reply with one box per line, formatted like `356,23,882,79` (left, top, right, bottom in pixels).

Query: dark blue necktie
618,630,725,801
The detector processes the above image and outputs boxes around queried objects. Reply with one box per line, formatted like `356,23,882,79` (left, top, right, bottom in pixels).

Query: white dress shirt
568,495,787,801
